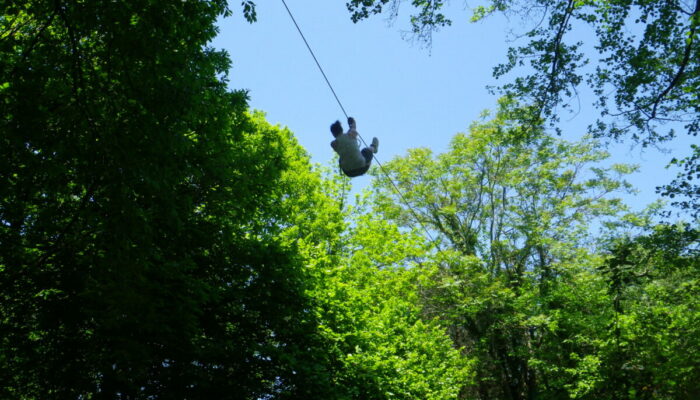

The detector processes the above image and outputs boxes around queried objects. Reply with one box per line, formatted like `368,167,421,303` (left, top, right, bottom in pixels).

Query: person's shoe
371,137,379,153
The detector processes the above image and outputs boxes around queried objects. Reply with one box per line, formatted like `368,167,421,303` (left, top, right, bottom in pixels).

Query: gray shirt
332,133,366,171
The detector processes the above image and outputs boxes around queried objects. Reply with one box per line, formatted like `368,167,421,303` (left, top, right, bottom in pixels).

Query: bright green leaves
470,5,498,22
372,99,635,269
361,99,651,398
287,174,473,399
312,211,471,399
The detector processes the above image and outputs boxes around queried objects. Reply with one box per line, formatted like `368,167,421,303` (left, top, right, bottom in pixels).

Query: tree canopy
0,1,467,398
2,1,699,400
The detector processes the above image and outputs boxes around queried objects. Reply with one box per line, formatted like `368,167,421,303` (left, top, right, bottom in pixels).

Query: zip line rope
280,0,440,249
280,0,349,120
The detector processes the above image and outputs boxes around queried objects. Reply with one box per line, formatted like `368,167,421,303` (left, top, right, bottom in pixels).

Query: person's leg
343,164,370,177
342,148,373,177
361,148,373,165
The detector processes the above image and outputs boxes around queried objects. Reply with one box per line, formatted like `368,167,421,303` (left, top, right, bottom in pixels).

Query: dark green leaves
242,1,257,23
346,0,450,45
0,1,330,398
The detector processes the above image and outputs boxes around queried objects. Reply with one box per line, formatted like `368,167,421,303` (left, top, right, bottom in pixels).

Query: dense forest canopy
1,1,698,400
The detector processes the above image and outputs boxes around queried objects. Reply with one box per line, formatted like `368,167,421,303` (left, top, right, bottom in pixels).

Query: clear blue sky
211,0,693,215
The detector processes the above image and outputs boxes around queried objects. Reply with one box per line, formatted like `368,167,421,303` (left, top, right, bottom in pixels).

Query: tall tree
367,99,636,399
0,3,328,398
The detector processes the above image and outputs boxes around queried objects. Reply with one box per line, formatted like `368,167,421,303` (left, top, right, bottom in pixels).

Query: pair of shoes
371,137,379,153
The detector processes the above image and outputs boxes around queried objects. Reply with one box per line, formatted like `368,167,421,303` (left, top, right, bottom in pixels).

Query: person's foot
371,137,379,153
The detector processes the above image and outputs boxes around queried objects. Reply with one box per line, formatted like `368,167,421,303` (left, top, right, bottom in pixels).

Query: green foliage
659,144,700,218
312,210,472,400
341,0,700,218
371,98,635,267
4,2,698,399
354,99,700,399
346,0,451,45
0,2,331,398
0,2,477,397
364,100,642,399
598,224,700,399
241,1,258,22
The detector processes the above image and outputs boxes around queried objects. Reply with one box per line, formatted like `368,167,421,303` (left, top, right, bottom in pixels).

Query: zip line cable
280,0,440,249
280,0,349,120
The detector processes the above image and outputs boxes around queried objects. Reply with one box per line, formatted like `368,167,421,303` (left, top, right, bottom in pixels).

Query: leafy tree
310,206,472,400
1,1,475,397
371,98,635,272
366,99,636,399
599,224,700,400
0,2,330,398
343,0,700,215
280,166,472,399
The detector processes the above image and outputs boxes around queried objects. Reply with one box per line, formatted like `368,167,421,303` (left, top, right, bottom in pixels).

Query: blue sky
211,0,693,215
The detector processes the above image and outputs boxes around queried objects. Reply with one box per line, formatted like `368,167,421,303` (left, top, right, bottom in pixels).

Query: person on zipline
330,117,379,178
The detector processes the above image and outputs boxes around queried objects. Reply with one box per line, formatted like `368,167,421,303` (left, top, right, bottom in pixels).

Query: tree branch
649,0,699,118
543,0,576,107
